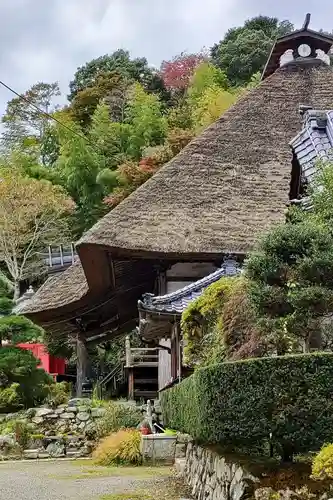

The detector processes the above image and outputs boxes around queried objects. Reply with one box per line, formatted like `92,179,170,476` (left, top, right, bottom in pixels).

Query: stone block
23,449,39,459
141,434,177,464
91,408,106,418
60,412,76,420
77,412,90,422
35,408,53,418
31,416,44,425
175,443,187,458
67,407,79,414
46,441,65,458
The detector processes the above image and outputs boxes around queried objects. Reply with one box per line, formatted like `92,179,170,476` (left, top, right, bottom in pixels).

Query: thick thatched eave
20,259,88,317
78,64,333,258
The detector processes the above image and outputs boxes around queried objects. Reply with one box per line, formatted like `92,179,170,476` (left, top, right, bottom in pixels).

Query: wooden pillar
128,368,134,400
76,333,88,397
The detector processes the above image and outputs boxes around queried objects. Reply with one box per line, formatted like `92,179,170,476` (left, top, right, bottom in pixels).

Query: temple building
20,16,333,397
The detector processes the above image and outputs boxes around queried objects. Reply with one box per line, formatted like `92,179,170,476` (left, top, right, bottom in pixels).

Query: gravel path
0,460,172,500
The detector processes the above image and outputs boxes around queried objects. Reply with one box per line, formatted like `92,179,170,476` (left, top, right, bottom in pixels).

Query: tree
190,85,237,133
188,62,229,102
54,116,111,235
70,70,126,128
89,103,132,168
0,346,51,409
0,168,74,297
125,83,167,159
1,82,60,155
211,16,294,86
160,52,206,91
68,49,165,102
245,222,333,355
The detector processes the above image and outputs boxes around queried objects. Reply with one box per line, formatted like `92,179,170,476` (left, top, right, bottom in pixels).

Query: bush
181,277,236,366
96,401,142,438
161,353,333,461
312,443,333,480
93,429,142,466
0,347,52,410
0,383,22,412
47,382,71,407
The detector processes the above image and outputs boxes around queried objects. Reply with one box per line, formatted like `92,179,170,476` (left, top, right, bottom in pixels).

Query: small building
18,343,66,381
19,17,333,397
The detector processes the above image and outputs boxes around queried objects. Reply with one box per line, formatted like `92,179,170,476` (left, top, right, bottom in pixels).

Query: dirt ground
0,459,192,500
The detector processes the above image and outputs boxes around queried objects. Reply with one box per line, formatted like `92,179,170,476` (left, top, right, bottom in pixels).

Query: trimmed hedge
161,353,333,459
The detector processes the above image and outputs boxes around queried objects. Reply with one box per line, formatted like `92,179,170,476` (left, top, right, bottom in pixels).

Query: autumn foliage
160,52,207,90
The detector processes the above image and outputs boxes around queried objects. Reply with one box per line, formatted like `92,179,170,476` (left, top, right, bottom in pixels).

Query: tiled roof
290,109,333,185
138,259,240,315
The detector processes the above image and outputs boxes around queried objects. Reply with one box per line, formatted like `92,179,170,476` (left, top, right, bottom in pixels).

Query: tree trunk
76,333,88,397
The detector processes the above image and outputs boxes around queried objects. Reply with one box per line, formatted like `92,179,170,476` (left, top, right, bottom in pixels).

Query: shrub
181,277,236,366
47,382,71,407
93,429,142,466
312,443,333,480
0,383,22,412
96,401,142,438
0,347,52,410
161,353,333,461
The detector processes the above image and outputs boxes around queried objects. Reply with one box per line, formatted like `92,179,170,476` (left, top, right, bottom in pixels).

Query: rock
91,408,106,418
0,434,15,449
175,443,187,458
26,408,36,418
38,452,50,459
68,398,91,407
35,408,53,418
46,441,65,458
23,449,39,459
67,406,78,414
60,412,76,420
77,412,90,422
55,408,65,415
32,416,44,425
45,413,58,419
78,406,90,413
78,422,86,430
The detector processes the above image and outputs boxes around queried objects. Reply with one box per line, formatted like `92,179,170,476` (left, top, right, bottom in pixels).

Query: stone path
0,460,176,500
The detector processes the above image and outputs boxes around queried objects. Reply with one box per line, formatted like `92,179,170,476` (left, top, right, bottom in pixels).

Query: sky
0,0,332,115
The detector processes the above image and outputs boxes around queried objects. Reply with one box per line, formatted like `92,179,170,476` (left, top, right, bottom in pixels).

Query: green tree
70,70,126,128
68,49,167,103
245,222,333,355
55,122,106,235
211,16,294,86
125,83,167,159
190,85,237,133
1,82,60,157
0,167,74,297
89,103,132,169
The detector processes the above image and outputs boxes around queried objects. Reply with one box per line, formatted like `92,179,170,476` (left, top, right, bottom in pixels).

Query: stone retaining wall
183,441,257,500
0,398,106,459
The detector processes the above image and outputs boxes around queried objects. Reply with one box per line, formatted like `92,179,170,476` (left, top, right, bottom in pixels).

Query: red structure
18,343,66,381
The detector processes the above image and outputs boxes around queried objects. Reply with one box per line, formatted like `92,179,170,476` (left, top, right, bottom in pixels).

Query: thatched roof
78,63,333,257
21,259,88,315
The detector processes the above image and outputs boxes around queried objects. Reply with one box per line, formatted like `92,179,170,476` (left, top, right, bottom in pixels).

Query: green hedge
161,353,333,459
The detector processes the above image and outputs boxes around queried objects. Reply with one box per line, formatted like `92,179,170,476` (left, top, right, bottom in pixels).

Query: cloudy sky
0,0,332,114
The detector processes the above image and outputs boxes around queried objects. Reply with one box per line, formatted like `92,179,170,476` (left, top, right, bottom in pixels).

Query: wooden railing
125,336,159,367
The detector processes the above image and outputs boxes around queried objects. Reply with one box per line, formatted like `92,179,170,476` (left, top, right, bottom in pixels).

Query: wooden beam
76,333,88,397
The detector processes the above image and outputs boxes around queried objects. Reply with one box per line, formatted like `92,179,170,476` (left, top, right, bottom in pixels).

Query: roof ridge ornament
302,13,311,31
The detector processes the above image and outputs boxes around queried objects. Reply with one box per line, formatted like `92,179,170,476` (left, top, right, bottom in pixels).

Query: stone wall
177,437,331,500
183,441,257,500
0,398,106,459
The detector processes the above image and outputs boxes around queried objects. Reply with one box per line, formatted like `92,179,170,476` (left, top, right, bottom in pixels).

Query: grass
48,465,173,481
100,477,192,500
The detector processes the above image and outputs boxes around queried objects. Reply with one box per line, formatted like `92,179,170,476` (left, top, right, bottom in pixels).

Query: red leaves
160,53,206,91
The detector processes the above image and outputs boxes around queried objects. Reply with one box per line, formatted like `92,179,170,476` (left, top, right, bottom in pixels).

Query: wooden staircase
125,338,159,401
